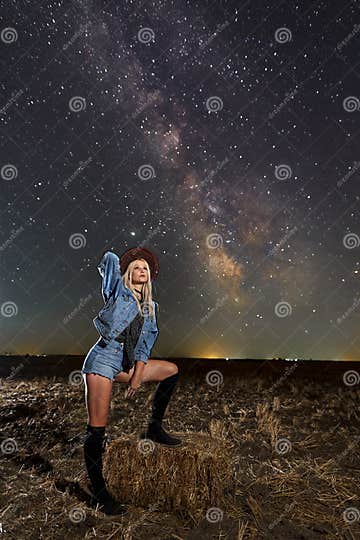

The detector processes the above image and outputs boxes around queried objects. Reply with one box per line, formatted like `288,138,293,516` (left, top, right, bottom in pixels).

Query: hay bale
103,430,235,518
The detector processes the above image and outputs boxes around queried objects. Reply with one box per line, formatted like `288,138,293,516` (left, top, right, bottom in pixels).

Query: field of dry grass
1,358,360,539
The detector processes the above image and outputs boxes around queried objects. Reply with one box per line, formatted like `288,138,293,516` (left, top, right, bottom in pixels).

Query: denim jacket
92,251,159,364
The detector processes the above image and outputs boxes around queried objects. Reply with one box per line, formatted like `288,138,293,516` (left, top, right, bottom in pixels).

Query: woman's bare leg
84,372,113,426
82,372,127,514
114,359,178,384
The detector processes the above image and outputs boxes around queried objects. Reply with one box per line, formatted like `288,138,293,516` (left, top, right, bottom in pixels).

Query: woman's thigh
114,359,178,384
83,372,113,426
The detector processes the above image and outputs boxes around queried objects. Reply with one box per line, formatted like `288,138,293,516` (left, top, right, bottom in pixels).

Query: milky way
1,0,359,360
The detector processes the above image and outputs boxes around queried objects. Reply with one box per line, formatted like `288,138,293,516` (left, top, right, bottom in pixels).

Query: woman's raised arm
97,250,122,303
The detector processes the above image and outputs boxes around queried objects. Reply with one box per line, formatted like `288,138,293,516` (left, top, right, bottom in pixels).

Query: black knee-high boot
84,424,127,515
140,372,182,446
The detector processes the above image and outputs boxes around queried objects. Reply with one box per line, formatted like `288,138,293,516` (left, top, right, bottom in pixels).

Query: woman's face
131,259,149,285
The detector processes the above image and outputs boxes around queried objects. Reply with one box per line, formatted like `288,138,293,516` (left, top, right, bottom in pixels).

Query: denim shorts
81,337,125,381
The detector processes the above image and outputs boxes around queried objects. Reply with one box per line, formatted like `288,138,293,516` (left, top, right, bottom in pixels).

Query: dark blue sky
1,0,359,360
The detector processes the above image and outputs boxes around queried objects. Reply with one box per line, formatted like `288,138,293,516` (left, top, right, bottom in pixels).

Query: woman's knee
167,362,178,376
159,361,178,380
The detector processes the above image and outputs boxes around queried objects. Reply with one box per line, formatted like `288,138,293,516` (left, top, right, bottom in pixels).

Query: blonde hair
122,258,156,318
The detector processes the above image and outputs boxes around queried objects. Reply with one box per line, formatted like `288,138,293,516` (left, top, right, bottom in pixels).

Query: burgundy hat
120,246,159,281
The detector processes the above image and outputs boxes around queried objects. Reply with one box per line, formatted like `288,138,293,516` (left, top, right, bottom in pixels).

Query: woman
81,246,182,516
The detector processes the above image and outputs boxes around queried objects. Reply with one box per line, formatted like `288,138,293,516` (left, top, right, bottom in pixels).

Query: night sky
1,1,359,360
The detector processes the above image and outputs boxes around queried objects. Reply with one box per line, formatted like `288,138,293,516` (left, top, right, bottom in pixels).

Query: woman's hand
125,373,142,399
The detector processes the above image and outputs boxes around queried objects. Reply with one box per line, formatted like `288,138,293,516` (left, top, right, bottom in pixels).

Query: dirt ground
0,357,360,539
